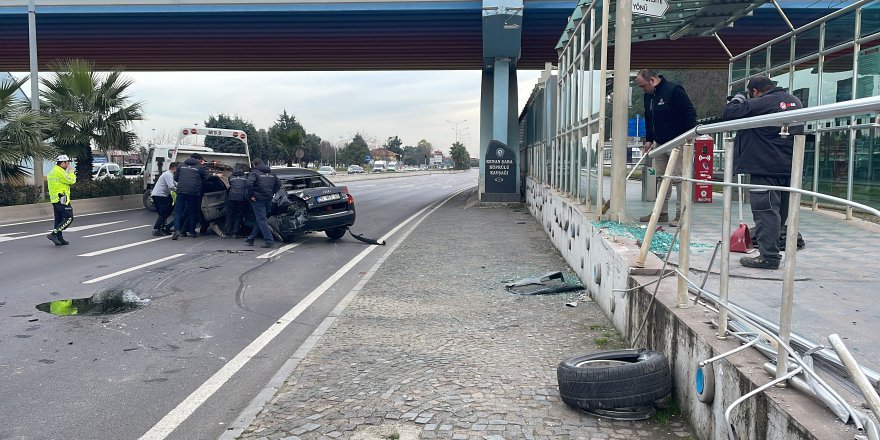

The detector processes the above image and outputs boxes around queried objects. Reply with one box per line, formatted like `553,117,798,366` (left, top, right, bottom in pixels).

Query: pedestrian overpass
0,0,846,200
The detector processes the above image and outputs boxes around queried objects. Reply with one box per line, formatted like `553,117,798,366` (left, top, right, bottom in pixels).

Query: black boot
740,255,780,270
57,232,69,245
47,232,63,246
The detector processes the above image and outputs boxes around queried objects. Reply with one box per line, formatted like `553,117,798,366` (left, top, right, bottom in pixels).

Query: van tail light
347,194,354,205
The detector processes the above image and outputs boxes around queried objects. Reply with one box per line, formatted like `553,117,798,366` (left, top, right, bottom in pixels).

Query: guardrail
636,95,880,438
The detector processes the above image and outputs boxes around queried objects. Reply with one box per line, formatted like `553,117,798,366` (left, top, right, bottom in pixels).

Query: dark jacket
246,164,280,202
644,76,698,145
226,169,248,202
722,87,804,177
174,157,207,196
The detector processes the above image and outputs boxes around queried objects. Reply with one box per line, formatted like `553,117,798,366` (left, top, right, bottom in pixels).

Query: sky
14,70,543,159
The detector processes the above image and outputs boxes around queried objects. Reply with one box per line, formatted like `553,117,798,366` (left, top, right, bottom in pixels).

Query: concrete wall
525,178,850,440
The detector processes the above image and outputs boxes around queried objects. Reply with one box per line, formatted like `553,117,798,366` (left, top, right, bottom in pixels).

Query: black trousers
152,195,173,231
52,202,74,234
223,200,247,236
748,174,790,262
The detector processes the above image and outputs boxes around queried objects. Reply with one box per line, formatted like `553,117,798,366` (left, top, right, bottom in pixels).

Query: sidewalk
234,188,694,440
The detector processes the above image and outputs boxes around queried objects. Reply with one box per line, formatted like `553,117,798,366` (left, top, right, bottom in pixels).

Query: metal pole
635,147,681,267
677,139,694,308
607,0,632,221
828,334,880,424
718,138,735,339
595,0,611,216
777,134,805,380
846,127,855,219
28,0,43,198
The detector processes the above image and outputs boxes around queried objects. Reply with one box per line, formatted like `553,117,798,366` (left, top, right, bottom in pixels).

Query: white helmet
55,154,70,162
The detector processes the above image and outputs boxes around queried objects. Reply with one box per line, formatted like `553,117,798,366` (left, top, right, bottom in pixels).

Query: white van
387,161,398,172
372,160,387,172
92,163,121,180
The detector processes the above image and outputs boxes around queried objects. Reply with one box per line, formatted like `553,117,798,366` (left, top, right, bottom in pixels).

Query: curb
0,194,144,223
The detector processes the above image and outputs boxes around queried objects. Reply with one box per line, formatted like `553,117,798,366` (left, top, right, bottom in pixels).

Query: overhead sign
632,0,668,18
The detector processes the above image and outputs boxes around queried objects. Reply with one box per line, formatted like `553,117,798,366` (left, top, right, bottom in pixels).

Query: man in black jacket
223,165,248,238
722,75,804,269
245,159,281,248
172,153,208,240
636,69,697,227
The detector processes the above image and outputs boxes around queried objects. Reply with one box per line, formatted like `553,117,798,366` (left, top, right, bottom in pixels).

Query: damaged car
243,167,356,242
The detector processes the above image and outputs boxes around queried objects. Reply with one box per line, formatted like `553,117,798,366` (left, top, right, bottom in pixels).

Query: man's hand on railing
642,141,654,154
730,91,749,104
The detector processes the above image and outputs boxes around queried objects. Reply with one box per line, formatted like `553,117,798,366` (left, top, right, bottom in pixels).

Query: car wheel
557,349,672,410
325,227,347,240
143,190,156,211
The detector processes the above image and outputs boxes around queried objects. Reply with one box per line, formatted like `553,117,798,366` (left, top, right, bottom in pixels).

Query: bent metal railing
634,95,880,437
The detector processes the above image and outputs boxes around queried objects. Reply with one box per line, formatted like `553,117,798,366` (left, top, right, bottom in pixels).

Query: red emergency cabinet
693,135,714,203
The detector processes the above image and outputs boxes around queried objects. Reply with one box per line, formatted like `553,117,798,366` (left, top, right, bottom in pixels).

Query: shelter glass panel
591,50,603,118
794,27,821,60
731,58,747,82
771,39,792,68
816,130,850,202
825,11,857,49
749,52,767,75
851,128,880,209
803,134,816,191
821,51,854,105
862,3,880,39
770,68,791,91
730,79,746,95
856,39,880,99
792,59,819,107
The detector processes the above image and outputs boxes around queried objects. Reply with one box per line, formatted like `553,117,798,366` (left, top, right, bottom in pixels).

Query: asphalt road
0,170,477,440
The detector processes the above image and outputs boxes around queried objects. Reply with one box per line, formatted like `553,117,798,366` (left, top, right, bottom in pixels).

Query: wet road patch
36,288,151,316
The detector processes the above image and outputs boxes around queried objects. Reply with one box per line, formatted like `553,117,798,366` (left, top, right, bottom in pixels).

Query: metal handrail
648,95,880,158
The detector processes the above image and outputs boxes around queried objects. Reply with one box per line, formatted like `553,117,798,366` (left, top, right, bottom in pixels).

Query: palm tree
0,75,55,184
41,59,144,181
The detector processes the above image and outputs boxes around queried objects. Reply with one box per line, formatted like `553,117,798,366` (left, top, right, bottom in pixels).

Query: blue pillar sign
484,140,516,194
364,154,372,164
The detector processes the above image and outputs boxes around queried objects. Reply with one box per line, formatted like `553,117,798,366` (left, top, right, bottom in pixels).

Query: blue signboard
93,156,108,164
364,154,372,163
628,115,646,137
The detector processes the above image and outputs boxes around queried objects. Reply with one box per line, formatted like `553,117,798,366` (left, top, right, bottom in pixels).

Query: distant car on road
347,165,365,174
318,166,336,176
120,165,144,180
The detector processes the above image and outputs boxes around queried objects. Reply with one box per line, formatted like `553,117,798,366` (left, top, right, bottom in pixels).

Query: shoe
639,213,668,223
171,231,180,240
152,229,162,237
740,255,780,270
180,232,189,238
234,235,245,239
668,216,681,228
190,232,198,238
245,239,254,246
260,242,274,248
58,236,69,245
223,235,233,239
47,233,63,246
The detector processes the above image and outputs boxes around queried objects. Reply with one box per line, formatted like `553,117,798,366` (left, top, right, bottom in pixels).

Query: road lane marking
139,185,474,440
0,208,142,228
255,243,300,259
83,254,185,284
78,236,170,257
82,224,151,237
0,221,126,243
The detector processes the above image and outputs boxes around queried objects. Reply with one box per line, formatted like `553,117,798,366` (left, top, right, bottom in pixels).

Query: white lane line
78,236,170,257
83,254,185,284
255,242,300,259
82,224,151,238
0,208,142,228
139,185,474,440
0,221,126,243
442,185,452,188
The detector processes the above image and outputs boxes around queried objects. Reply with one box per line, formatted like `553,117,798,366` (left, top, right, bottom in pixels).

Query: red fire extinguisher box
693,135,714,203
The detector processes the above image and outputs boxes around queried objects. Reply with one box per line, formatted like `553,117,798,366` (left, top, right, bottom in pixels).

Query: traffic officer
245,159,280,248
172,153,207,240
722,75,804,269
46,154,77,246
223,164,248,238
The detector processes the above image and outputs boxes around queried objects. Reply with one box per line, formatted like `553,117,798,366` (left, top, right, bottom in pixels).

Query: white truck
386,161,398,172
142,127,252,232
372,160,387,172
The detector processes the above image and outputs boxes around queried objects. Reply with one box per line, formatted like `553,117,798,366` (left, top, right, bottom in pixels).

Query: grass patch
593,337,609,348
653,399,681,425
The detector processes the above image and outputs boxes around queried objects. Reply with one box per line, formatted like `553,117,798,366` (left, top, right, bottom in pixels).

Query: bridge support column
480,0,523,203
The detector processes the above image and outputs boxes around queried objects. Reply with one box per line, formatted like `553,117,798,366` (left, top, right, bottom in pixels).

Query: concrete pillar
606,0,633,221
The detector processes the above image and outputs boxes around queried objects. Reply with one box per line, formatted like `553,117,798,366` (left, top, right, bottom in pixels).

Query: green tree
384,135,403,156
449,142,470,170
0,75,54,183
268,110,307,166
41,59,144,181
203,114,257,156
338,133,370,166
303,133,322,165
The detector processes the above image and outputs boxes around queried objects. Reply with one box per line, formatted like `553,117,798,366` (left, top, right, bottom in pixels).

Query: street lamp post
447,119,467,144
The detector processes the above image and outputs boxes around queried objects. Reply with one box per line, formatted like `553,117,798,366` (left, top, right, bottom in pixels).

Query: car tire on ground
143,190,156,211
557,349,672,410
325,227,347,240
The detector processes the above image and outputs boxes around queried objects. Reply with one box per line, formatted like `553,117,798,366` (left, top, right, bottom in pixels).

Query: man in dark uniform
722,75,804,269
223,165,248,238
172,153,207,240
636,69,697,227
245,159,281,248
